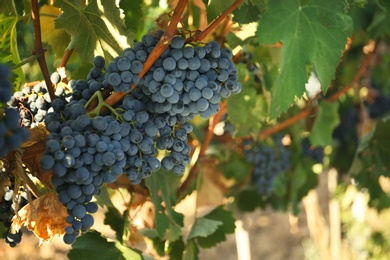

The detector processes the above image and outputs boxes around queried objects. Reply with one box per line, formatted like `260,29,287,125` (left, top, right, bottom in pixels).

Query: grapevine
1,1,390,259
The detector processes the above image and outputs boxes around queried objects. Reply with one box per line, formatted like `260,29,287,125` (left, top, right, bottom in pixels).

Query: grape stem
87,0,189,113
85,91,122,120
58,48,75,69
31,0,55,102
12,53,42,70
179,102,227,195
185,0,244,43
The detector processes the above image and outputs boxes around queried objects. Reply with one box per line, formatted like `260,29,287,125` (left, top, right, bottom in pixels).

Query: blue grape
93,56,105,69
187,57,201,70
117,58,131,71
163,57,176,71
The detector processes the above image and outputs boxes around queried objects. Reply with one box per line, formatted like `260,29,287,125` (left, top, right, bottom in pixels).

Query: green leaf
206,0,235,22
54,0,134,63
367,0,390,38
94,186,115,208
233,1,263,24
354,0,368,8
68,231,143,260
188,217,223,240
257,0,352,118
104,206,125,243
272,173,288,197
226,64,266,137
119,0,145,40
145,170,184,241
168,239,185,260
350,117,390,210
219,153,251,182
290,160,318,215
196,206,235,248
183,240,199,260
235,187,263,212
0,14,24,89
309,101,340,146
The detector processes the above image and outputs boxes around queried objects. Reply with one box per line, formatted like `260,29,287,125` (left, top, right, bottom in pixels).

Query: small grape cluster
301,138,324,164
0,64,30,158
364,85,390,119
41,30,242,244
8,72,72,128
0,171,29,247
244,137,290,195
238,51,262,84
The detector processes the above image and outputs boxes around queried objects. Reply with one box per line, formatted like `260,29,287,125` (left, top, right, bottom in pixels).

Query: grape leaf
119,0,145,40
145,170,184,241
206,0,235,22
40,5,72,62
0,14,24,89
68,231,143,260
187,217,223,239
196,206,235,248
54,0,134,63
235,187,264,212
309,101,340,146
257,0,352,118
367,0,390,38
104,206,125,243
182,240,199,260
272,172,288,197
219,153,251,182
226,64,266,137
232,1,263,24
350,116,390,210
168,239,185,260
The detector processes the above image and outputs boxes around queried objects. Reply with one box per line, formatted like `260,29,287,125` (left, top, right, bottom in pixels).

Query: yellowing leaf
40,4,72,61
12,193,69,245
54,0,134,63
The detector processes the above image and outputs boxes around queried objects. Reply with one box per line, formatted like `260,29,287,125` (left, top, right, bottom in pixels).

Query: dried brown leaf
12,193,69,245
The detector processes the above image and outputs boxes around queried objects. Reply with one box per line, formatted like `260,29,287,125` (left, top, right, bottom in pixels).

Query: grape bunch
364,84,390,119
244,137,290,195
238,51,262,84
0,64,30,158
41,30,242,244
301,137,324,164
8,72,73,128
0,170,29,247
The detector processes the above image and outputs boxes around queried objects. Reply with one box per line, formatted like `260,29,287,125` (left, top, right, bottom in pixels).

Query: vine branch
31,0,55,101
58,48,74,69
186,0,244,43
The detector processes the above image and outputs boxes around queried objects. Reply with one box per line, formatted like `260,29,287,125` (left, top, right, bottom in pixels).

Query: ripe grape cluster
364,85,390,119
40,30,242,244
0,170,29,247
8,72,72,128
243,137,290,195
301,138,324,164
0,64,30,158
238,51,262,84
